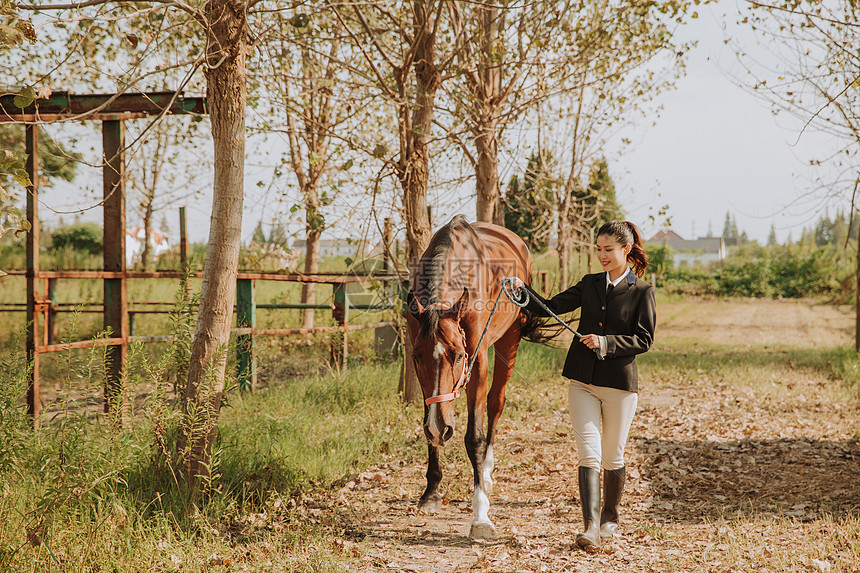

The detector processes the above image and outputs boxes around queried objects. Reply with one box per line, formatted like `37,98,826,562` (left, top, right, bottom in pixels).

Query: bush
51,223,103,255
655,243,855,300
715,258,773,297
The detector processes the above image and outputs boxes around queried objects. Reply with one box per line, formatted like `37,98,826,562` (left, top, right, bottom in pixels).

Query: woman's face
595,234,631,278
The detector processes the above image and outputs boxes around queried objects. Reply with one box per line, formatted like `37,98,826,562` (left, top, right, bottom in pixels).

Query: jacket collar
600,269,636,303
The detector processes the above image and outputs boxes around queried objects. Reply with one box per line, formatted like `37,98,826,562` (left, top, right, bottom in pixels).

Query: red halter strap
420,302,469,406
424,356,468,405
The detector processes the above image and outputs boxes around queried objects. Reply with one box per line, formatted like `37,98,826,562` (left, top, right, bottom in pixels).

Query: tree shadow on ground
634,436,860,523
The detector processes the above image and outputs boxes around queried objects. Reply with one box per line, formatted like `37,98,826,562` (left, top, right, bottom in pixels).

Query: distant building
293,238,372,259
647,230,727,266
126,227,171,266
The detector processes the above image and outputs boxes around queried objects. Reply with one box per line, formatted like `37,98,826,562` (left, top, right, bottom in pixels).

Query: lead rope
499,276,604,361
458,276,603,402
461,285,506,392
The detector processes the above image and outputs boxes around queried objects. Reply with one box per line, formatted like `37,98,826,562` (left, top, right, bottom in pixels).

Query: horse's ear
406,290,423,320
451,287,469,320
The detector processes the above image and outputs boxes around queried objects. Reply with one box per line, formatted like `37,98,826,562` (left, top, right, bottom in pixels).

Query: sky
610,0,836,244
31,0,843,247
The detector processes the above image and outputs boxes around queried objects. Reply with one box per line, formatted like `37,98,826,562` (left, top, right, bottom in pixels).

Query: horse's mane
416,215,478,339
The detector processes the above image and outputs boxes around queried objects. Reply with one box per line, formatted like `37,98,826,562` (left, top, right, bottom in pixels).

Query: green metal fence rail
3,269,406,420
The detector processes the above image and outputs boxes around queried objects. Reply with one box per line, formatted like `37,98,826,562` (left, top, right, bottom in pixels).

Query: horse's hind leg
419,441,443,513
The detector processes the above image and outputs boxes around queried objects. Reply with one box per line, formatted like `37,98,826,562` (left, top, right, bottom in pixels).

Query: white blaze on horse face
482,444,495,493
426,342,445,443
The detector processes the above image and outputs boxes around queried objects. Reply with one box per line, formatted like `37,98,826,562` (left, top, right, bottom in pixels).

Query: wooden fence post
25,123,40,427
179,206,188,269
103,119,128,416
331,282,348,366
236,278,256,391
47,278,58,345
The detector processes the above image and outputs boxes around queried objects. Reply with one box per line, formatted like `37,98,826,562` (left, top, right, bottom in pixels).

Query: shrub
51,223,103,255
655,243,855,300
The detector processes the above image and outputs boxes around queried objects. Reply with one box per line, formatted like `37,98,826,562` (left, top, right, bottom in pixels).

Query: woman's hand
509,277,525,294
580,334,601,350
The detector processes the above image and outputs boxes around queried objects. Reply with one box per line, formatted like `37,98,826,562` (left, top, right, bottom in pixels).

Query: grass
1,291,859,571
0,268,414,572
0,339,423,571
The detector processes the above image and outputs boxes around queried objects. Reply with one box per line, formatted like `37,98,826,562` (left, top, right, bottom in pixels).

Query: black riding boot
575,466,601,549
600,467,626,540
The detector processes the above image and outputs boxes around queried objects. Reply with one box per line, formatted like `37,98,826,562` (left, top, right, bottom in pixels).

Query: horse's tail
520,306,568,344
518,278,572,344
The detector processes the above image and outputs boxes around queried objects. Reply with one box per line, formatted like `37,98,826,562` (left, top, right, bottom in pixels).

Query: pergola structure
0,91,208,426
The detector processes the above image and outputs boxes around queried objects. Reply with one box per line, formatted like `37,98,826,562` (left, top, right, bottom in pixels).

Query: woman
513,220,656,550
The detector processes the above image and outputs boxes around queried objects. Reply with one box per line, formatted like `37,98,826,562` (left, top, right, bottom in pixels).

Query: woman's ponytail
624,221,648,277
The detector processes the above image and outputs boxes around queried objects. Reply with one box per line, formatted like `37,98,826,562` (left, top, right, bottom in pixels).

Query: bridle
421,302,471,406
424,345,468,405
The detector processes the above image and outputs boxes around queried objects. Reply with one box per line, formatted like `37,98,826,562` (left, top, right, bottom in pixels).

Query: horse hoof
469,522,497,540
418,494,443,514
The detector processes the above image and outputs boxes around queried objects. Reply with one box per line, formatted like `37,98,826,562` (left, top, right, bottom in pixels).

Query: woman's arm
522,280,584,318
605,285,656,357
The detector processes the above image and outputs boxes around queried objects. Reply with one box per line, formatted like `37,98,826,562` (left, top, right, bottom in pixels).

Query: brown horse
406,215,545,539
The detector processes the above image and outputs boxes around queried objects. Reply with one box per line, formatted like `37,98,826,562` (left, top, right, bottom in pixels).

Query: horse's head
406,288,470,447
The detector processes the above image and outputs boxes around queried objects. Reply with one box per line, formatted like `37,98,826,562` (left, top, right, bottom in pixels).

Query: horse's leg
465,350,496,539
483,321,522,496
419,406,444,513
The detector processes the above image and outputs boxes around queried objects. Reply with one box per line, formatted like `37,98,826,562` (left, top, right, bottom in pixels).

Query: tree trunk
856,231,859,352
396,1,439,403
557,216,571,288
472,4,503,224
474,112,500,224
301,215,321,329
141,196,153,271
179,0,248,487
556,84,586,289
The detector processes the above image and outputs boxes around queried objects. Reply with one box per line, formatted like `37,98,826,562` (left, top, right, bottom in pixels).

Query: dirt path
325,299,860,572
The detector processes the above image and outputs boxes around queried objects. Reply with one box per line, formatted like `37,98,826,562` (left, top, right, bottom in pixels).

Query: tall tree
17,0,251,485
543,0,693,286
447,0,557,224
253,12,363,329
580,157,624,228
330,0,451,402
767,223,778,246
723,212,739,243
175,0,250,485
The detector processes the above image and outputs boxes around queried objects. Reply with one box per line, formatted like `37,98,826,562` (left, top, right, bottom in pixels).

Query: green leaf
372,144,387,158
0,150,17,170
13,169,31,188
13,86,37,109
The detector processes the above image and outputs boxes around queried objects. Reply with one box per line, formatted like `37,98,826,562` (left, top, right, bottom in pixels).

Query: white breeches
568,379,638,471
